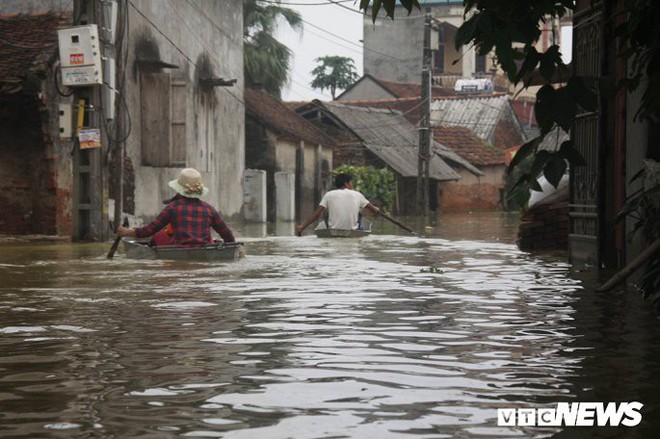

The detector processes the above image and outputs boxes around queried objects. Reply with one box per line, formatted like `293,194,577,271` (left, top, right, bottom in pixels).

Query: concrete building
244,88,333,222
118,0,244,228
363,0,497,89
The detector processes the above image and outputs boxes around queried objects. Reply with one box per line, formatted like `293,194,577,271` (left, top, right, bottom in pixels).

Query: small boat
314,218,372,238
122,238,243,261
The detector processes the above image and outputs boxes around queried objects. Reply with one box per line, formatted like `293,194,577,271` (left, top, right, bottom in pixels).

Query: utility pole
417,10,432,218
70,0,107,241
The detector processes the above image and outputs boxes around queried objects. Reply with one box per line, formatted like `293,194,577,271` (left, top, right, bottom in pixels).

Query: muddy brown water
0,212,658,438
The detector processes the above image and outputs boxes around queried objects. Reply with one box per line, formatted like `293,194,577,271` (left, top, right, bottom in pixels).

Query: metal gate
569,8,602,268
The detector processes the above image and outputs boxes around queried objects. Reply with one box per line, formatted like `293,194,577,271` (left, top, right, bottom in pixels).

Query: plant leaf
558,140,586,167
544,155,568,188
507,136,541,174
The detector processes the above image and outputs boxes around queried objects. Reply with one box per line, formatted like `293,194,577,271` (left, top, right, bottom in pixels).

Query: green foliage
359,0,421,21
310,56,359,100
243,0,302,97
334,164,395,211
420,266,442,274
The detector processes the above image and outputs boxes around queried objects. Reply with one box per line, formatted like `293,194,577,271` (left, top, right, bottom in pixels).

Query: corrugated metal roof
430,94,510,141
321,101,482,179
365,143,459,180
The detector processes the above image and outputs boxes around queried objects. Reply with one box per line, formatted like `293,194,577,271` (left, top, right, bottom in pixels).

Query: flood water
1,212,659,438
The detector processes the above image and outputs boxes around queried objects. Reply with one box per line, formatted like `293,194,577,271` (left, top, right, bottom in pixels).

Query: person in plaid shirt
118,168,235,246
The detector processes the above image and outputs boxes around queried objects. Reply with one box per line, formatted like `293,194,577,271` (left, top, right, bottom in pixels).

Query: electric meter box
58,25,103,86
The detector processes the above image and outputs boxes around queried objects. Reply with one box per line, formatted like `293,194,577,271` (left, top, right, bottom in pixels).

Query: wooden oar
106,235,121,259
107,218,129,259
378,211,417,236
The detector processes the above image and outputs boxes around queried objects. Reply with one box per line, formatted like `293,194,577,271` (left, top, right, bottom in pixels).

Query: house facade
432,126,507,212
0,0,245,240
245,88,333,222
0,12,71,236
118,0,244,228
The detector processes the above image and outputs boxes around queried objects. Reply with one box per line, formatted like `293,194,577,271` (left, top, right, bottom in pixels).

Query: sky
275,0,364,101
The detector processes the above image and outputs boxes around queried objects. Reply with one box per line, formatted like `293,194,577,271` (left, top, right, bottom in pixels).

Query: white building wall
125,0,244,222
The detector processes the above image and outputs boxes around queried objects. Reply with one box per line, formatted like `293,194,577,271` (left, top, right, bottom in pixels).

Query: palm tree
243,0,302,97
310,55,358,100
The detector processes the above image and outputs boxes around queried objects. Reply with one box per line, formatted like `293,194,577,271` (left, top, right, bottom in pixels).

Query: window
433,30,445,72
140,72,186,166
475,54,486,74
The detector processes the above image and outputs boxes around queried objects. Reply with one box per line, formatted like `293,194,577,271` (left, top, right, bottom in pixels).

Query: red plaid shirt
135,196,235,246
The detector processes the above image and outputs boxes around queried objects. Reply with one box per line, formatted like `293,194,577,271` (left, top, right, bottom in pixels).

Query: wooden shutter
170,81,187,166
140,72,170,166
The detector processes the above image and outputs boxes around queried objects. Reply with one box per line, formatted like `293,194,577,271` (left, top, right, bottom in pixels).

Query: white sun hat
168,168,209,199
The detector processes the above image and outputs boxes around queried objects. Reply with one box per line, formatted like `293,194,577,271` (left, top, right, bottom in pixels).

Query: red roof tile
378,79,455,99
433,125,505,166
245,88,333,146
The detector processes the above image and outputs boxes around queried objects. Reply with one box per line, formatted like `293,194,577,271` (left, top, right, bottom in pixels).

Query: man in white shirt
296,173,380,235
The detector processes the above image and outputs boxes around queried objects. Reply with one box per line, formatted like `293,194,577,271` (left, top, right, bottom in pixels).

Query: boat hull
122,238,242,261
314,228,371,238
313,218,372,238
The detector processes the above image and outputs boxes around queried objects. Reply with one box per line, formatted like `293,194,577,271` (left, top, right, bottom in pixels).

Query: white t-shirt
318,189,370,230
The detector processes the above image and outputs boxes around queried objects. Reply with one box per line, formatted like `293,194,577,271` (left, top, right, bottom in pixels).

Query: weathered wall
439,166,504,213
0,87,73,236
363,4,465,84
0,0,71,14
338,78,393,101
274,140,332,221
123,0,244,225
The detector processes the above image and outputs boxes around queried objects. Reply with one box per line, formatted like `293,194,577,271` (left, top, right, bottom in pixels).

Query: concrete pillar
243,169,267,222
275,171,295,221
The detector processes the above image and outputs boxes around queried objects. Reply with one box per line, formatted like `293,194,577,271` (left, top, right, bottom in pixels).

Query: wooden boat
122,238,243,261
314,218,372,238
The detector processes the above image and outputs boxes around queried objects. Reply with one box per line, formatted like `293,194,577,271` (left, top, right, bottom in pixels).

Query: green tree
310,56,359,99
334,164,396,211
243,0,302,97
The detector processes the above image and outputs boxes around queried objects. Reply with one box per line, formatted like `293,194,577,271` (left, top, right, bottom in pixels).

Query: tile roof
341,96,518,166
245,88,333,146
433,125,505,166
0,13,68,93
316,101,483,179
338,97,422,126
373,77,456,99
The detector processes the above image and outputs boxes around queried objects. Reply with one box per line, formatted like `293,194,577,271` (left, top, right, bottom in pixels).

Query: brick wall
517,202,569,251
440,181,502,212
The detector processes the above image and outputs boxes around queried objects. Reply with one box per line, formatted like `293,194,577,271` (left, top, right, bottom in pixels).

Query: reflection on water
0,213,659,438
